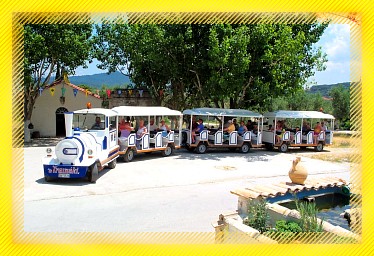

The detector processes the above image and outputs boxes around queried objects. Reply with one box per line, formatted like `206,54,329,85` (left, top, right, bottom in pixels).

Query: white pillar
64,112,74,137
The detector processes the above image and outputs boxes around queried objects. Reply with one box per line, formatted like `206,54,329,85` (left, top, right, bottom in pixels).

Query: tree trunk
24,90,38,142
229,97,236,109
24,119,32,143
56,62,61,80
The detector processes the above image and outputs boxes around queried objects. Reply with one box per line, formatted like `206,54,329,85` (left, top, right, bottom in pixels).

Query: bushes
243,198,270,233
295,199,324,232
244,198,323,233
274,220,302,232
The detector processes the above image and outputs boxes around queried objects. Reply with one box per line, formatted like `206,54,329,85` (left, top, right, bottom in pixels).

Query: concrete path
22,144,351,233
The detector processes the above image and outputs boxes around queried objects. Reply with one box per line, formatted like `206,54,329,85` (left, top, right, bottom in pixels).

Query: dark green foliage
24,24,93,121
270,89,333,113
329,84,350,129
92,22,328,110
274,220,302,232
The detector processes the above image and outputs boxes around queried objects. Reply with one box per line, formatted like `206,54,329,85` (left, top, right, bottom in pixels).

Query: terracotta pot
289,157,308,185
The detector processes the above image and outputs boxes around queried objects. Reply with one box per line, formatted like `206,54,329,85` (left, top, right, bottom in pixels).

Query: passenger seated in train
275,121,283,144
237,120,248,136
191,118,204,143
136,119,148,138
290,127,300,142
149,118,158,133
246,120,254,131
302,120,311,134
223,120,235,134
252,123,259,135
118,118,134,138
232,119,239,131
158,120,170,136
188,116,198,130
321,121,328,131
91,116,104,130
313,122,322,144
119,118,126,131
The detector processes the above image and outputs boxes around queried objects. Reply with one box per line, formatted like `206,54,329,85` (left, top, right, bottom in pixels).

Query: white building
31,80,102,137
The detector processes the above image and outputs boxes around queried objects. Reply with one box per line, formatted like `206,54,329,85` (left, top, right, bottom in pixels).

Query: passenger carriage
182,108,263,154
261,110,335,152
112,106,183,162
42,107,120,183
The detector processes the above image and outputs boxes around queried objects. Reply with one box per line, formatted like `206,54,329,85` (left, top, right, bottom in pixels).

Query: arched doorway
56,107,68,137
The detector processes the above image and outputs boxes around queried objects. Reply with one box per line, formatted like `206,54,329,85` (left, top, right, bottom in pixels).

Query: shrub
243,198,270,233
295,199,324,232
275,220,302,232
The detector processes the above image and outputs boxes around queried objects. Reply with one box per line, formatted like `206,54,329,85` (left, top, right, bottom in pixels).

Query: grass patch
330,135,352,148
307,153,360,163
308,153,352,163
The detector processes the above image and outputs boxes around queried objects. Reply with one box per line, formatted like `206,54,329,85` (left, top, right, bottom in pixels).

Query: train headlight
46,148,53,157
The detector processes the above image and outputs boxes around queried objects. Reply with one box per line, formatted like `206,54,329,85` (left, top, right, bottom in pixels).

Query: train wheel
196,142,207,154
279,143,288,153
88,162,99,183
315,142,324,152
240,143,250,153
108,159,117,169
123,149,134,162
162,145,174,157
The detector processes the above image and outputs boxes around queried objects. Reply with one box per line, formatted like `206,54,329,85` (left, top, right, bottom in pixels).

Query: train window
73,113,105,130
109,116,117,130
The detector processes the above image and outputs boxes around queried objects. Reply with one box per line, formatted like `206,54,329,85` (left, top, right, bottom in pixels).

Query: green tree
93,23,328,111
329,84,350,129
271,90,332,113
24,24,92,141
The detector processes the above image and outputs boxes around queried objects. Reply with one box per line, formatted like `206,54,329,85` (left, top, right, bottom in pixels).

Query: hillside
69,72,350,97
69,71,131,88
308,82,350,97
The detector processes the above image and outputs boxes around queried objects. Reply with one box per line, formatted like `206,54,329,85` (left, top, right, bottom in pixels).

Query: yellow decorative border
1,0,371,254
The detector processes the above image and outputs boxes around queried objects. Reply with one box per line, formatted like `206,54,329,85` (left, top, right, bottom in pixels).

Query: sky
310,24,350,85
75,24,351,86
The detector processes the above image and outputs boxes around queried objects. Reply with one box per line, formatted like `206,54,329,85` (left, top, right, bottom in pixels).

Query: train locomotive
42,108,120,183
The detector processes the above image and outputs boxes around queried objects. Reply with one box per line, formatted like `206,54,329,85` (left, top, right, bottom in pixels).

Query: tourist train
42,107,120,183
42,105,335,182
181,108,334,153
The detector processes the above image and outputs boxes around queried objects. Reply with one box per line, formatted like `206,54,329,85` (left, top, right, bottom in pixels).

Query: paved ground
23,138,351,233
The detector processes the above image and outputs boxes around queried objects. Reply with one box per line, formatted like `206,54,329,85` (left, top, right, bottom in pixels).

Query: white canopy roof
183,108,262,118
112,106,182,117
73,108,118,117
263,110,335,120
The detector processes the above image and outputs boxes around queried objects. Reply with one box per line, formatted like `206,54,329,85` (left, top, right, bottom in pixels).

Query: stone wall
105,89,156,108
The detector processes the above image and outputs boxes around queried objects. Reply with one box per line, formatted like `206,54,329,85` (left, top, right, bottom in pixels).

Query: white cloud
321,24,350,61
325,60,350,73
311,24,351,84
